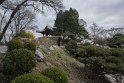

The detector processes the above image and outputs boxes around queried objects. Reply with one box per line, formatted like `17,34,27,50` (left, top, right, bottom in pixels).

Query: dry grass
33,45,106,83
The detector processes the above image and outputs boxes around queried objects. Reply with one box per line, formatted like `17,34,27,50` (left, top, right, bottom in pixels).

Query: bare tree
89,23,103,44
0,0,63,42
0,8,8,31
12,9,36,33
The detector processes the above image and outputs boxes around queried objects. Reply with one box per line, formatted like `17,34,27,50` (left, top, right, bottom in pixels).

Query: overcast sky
36,0,124,37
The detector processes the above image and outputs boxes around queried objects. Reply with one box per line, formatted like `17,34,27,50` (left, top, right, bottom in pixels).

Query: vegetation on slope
33,45,106,83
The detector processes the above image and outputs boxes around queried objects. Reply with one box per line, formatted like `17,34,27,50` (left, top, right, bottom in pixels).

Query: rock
49,46,54,51
0,46,7,54
53,45,58,48
104,74,116,83
104,74,124,83
35,48,44,62
38,45,44,49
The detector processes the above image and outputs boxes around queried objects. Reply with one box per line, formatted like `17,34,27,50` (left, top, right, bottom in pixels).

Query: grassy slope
33,45,106,83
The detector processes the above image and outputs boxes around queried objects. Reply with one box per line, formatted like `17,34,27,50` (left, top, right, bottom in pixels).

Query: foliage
110,48,124,57
82,42,91,46
54,8,89,39
14,31,35,39
3,49,37,78
7,39,23,52
41,67,68,83
85,57,105,75
54,10,63,35
78,25,89,38
75,47,86,58
107,33,124,48
65,40,78,55
77,45,111,57
67,43,124,75
10,73,54,83
24,41,36,52
62,31,76,40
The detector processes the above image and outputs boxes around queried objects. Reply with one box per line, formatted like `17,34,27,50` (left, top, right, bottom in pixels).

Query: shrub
7,39,23,52
10,73,54,83
24,42,36,52
95,47,111,57
104,63,124,74
14,31,35,39
75,47,86,58
82,42,91,46
110,48,124,57
81,45,111,58
83,45,97,57
3,49,37,78
105,56,122,63
104,63,117,74
41,67,68,83
84,57,105,75
65,40,78,55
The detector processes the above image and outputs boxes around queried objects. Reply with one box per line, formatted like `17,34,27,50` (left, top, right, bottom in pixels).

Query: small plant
75,47,86,58
110,48,124,57
14,31,35,39
41,67,68,83
24,42,36,52
3,49,37,79
10,73,54,83
7,39,23,52
85,57,105,75
65,40,78,55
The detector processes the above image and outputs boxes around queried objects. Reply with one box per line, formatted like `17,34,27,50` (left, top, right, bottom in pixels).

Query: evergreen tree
54,10,63,34
54,8,89,39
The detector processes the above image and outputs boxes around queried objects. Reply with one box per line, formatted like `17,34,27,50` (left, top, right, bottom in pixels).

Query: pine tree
54,8,89,39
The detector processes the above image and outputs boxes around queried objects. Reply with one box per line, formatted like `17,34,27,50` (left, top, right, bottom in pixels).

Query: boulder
104,74,124,83
35,48,44,62
49,46,54,51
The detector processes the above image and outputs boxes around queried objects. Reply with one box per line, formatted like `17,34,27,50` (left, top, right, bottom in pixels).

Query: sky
36,0,124,37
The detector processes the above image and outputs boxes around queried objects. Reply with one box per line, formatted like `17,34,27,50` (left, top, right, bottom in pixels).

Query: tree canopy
54,8,89,40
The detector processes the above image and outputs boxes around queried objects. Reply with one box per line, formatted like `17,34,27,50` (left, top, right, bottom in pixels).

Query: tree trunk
0,0,27,42
0,0,5,5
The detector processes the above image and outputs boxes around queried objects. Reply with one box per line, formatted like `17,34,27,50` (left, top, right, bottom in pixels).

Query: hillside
33,45,106,83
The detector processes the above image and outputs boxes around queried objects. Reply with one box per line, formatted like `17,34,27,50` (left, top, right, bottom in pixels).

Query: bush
3,49,37,78
7,39,23,52
104,63,117,74
65,40,78,55
10,73,54,83
75,47,86,58
80,45,111,58
41,67,68,83
14,31,35,39
110,48,124,57
82,42,91,46
84,57,105,75
83,45,97,57
105,56,122,63
24,42,36,52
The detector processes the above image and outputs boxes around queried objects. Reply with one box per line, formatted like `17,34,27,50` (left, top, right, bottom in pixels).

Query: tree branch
0,0,28,42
